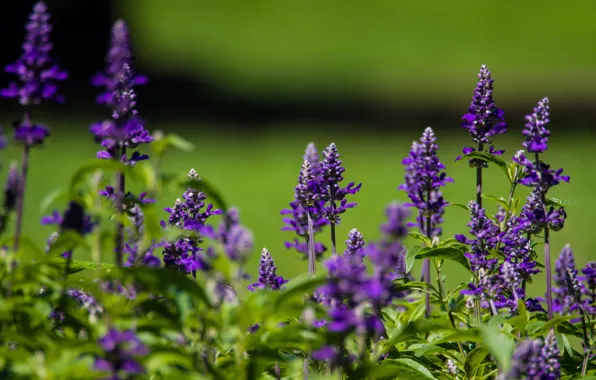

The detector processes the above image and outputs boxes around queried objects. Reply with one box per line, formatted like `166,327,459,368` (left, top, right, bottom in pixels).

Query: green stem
434,260,465,356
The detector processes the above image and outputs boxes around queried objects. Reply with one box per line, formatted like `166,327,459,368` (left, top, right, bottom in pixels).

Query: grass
1,120,594,296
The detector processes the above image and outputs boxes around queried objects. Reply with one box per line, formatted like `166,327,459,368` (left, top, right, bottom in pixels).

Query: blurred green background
1,0,595,296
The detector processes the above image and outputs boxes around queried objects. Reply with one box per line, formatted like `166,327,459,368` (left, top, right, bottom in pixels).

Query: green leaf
532,315,576,336
479,324,515,373
42,231,89,262
432,328,481,344
50,258,116,275
481,194,509,210
376,358,438,380
40,189,69,214
407,232,432,246
178,177,228,212
546,197,577,206
0,234,45,258
144,350,193,372
69,160,130,191
405,245,423,273
464,346,489,377
460,151,510,182
446,203,470,211
416,247,471,273
124,267,211,307
273,273,327,311
152,133,195,157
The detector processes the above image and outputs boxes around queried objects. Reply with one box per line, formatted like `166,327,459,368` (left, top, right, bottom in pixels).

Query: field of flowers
0,3,595,379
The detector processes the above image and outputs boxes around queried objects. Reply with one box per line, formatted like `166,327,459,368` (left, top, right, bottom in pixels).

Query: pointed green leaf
407,232,432,246
546,197,577,206
464,346,489,377
479,324,515,373
273,273,327,311
50,258,116,275
446,203,470,211
406,245,423,273
460,151,510,182
377,358,437,380
481,194,509,210
416,247,471,273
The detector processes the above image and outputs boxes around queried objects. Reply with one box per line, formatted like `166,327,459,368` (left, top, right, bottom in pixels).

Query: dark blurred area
1,0,595,131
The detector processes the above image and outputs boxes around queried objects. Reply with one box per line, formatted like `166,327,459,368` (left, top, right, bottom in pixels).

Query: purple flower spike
202,207,254,262
3,162,21,213
505,331,560,380
399,127,452,237
460,65,507,153
95,328,148,378
318,143,362,225
162,168,221,274
1,2,67,106
522,97,551,153
90,64,153,165
553,244,581,315
281,143,328,259
247,248,288,291
580,262,596,314
92,19,148,107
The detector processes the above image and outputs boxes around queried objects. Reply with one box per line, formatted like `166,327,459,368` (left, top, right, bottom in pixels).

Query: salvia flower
553,244,580,315
503,331,560,380
13,122,50,147
41,202,96,259
3,162,21,213
161,168,221,274
366,202,410,280
281,143,328,258
580,262,596,316
460,64,507,156
456,201,499,273
67,288,103,323
202,207,254,262
399,127,452,237
90,64,153,165
247,248,288,291
522,97,551,153
91,20,148,106
316,143,362,225
1,2,67,106
95,328,149,378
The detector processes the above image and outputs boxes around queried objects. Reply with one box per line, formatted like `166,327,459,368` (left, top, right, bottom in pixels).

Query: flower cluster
91,20,148,107
281,143,328,258
1,1,67,106
95,328,149,378
460,64,507,157
316,143,362,225
247,248,288,291
161,169,221,274
399,127,452,237
202,207,254,262
504,330,560,380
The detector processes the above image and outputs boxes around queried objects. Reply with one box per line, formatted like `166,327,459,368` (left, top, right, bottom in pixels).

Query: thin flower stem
543,226,553,320
423,191,432,318
12,146,29,253
434,260,465,357
473,142,484,327
306,212,316,276
579,313,590,376
114,147,126,266
330,222,337,256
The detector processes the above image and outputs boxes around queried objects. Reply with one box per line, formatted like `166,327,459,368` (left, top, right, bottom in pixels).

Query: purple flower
581,262,596,314
460,65,507,157
316,143,362,225
1,2,67,106
505,330,560,380
366,202,410,280
522,97,550,153
67,288,103,321
3,162,20,213
553,244,580,315
90,64,153,165
13,122,50,147
95,328,148,378
91,20,148,107
202,207,254,262
247,248,288,291
41,202,96,259
162,169,221,274
456,201,499,273
281,143,329,258
399,127,452,237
